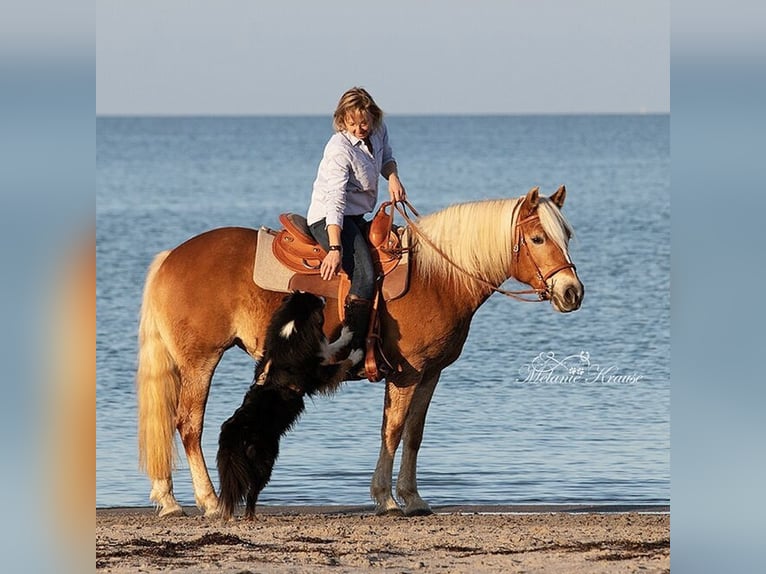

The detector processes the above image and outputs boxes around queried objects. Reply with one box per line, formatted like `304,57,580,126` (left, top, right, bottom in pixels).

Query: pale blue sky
97,0,669,115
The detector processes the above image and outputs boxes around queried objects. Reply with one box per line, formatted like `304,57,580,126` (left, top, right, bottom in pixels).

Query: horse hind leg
175,360,221,517
371,380,418,516
397,372,441,516
149,478,184,517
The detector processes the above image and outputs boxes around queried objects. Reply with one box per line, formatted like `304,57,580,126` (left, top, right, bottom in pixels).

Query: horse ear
524,187,540,209
550,185,566,209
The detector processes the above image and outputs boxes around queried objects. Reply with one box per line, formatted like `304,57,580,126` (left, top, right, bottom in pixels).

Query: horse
136,185,583,517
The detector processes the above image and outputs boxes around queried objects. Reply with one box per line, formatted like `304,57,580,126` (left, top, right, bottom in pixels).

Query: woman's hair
332,87,384,132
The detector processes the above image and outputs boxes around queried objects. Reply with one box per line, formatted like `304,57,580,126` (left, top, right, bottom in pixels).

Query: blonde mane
411,196,573,298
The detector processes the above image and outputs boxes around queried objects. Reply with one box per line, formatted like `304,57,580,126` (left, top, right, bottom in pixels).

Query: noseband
512,212,576,301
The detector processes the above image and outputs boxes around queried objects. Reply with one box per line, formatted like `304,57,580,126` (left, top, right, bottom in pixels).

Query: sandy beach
97,504,669,573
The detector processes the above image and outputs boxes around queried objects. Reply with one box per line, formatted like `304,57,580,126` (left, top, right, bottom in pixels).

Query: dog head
260,291,327,368
274,291,325,338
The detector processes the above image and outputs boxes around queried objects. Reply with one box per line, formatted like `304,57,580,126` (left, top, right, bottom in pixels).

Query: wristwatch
328,245,342,252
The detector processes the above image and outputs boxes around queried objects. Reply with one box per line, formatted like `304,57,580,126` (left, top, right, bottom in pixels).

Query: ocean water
97,115,669,508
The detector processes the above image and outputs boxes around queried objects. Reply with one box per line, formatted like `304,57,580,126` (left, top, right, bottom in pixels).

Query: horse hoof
158,505,186,518
405,507,434,517
375,507,405,517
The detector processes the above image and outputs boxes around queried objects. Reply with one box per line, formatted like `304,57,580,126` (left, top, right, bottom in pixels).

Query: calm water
97,115,669,508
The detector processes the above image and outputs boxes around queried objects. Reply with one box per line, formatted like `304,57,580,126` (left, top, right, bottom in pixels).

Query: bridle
394,199,575,303
512,208,577,301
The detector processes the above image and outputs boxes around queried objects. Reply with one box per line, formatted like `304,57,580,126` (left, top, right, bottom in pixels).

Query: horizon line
96,110,670,119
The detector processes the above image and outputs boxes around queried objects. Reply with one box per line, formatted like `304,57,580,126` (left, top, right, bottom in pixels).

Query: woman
306,87,407,365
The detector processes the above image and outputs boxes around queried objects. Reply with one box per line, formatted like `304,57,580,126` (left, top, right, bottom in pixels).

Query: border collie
217,292,361,519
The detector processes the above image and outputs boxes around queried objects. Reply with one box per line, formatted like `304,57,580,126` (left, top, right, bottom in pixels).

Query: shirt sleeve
318,141,351,228
379,122,395,171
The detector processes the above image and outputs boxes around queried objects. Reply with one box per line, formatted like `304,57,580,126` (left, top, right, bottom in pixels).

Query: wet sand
97,504,669,573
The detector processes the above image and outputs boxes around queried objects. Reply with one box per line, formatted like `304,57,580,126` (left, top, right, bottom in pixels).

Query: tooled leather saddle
253,202,410,381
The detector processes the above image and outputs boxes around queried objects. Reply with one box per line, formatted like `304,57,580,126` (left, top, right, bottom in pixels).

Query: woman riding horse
136,185,583,517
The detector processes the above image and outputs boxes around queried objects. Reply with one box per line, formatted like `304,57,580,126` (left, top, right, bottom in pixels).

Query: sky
97,0,669,115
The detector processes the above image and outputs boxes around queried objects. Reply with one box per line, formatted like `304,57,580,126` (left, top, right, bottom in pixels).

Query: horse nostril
565,286,578,305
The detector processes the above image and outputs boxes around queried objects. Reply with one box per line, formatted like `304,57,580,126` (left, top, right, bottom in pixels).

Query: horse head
512,186,584,313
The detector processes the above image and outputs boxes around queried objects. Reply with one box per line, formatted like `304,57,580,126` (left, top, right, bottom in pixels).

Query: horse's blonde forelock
536,197,574,255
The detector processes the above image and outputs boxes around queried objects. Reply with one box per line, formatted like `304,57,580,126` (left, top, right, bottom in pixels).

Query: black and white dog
216,292,361,519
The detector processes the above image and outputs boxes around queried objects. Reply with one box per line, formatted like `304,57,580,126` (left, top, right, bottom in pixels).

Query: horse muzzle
550,279,584,313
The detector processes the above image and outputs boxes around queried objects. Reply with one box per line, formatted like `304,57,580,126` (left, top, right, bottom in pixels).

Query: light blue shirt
307,123,395,228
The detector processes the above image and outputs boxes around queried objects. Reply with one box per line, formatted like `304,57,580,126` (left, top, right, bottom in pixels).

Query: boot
342,296,372,362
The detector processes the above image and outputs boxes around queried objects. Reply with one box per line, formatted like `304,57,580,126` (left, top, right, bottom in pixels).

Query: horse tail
216,417,250,519
136,250,180,480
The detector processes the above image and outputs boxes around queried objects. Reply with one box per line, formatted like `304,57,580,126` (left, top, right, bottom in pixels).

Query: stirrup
361,332,396,382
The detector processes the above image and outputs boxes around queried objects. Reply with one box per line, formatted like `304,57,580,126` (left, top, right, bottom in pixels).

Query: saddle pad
254,227,339,298
253,227,295,293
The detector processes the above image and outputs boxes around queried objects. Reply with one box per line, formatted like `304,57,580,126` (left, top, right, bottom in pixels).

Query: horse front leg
397,372,441,516
371,379,418,515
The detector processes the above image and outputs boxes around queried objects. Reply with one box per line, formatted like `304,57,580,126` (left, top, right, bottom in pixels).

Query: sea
97,115,669,508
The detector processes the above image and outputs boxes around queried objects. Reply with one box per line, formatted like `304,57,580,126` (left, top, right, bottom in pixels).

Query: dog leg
315,352,362,394
320,326,353,364
346,348,364,366
245,489,258,520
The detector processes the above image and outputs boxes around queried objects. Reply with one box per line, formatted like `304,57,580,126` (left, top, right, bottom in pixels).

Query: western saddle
269,202,407,381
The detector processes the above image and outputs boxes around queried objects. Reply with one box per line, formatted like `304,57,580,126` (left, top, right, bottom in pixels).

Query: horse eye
531,236,545,245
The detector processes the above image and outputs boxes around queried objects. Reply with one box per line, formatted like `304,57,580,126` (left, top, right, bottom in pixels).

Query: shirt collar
342,130,368,147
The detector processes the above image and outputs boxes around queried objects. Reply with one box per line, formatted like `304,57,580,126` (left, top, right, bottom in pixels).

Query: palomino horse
137,186,583,517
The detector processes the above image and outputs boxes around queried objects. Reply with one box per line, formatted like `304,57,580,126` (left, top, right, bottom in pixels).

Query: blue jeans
309,215,376,300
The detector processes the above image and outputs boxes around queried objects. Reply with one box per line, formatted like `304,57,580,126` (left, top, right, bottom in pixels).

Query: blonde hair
332,87,384,132
413,197,574,299
413,199,521,299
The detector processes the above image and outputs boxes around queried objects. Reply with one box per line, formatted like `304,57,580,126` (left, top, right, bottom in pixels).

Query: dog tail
216,415,251,520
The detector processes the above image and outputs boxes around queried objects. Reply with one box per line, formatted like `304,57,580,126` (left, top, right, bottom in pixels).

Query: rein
393,199,574,302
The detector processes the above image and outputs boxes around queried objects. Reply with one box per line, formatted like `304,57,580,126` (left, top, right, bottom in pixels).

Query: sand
97,505,668,573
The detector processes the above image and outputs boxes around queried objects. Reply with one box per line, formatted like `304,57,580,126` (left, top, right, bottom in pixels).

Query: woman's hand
321,224,343,280
388,173,407,203
320,250,342,281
